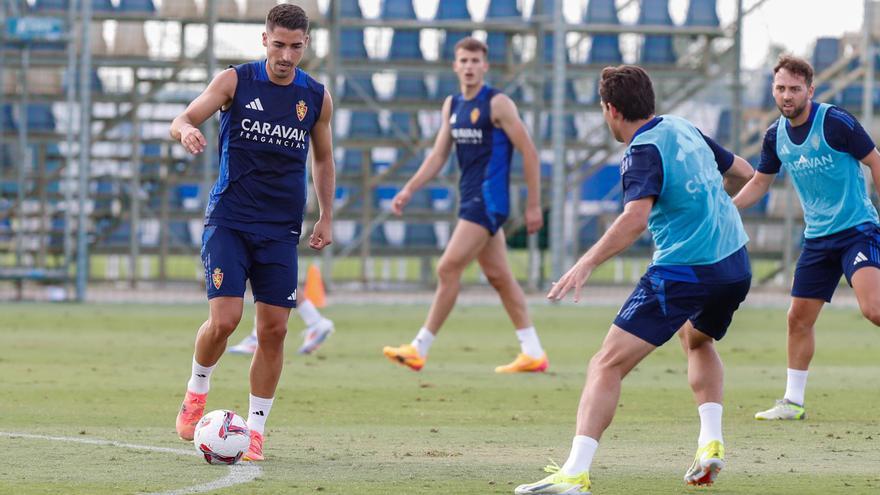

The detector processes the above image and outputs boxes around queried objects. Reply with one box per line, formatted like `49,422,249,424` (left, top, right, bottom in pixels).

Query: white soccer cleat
298,318,334,354
227,334,258,355
754,399,806,420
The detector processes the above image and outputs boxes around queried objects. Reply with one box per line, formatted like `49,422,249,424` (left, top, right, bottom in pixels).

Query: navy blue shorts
458,199,507,236
792,222,880,302
613,274,752,346
201,225,299,308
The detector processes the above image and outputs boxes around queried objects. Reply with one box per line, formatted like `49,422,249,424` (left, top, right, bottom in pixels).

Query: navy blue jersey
621,117,736,205
758,102,875,174
206,61,324,240
449,85,513,216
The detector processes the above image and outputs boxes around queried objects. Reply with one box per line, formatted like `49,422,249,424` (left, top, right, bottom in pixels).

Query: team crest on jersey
296,100,307,122
470,108,480,124
211,268,223,289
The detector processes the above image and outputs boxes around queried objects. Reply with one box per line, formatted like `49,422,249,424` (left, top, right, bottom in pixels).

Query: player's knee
208,316,239,338
258,322,288,344
588,349,620,377
436,260,463,284
483,270,507,290
787,309,814,334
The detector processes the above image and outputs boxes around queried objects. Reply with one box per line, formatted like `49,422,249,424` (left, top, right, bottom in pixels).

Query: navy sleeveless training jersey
206,61,324,240
449,85,513,220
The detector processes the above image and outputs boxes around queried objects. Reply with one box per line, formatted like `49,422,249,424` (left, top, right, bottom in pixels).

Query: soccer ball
193,409,250,465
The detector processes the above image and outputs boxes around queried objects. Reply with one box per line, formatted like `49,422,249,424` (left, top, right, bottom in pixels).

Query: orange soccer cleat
175,390,207,441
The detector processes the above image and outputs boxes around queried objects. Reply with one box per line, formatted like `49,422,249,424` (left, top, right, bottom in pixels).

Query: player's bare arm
309,88,336,251
860,148,880,194
722,155,755,196
391,96,455,215
491,93,543,234
170,68,237,155
732,171,775,210
548,197,653,302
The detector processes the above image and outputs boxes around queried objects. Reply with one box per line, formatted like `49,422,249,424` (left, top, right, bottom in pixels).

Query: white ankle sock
784,368,808,406
298,299,323,327
187,357,216,394
697,402,723,447
411,327,435,357
561,435,599,476
515,326,543,359
247,394,274,434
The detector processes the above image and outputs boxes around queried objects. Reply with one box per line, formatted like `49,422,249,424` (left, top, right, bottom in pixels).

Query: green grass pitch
1,302,878,494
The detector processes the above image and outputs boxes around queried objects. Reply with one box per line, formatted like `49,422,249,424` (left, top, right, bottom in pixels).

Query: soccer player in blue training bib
734,55,880,421
169,4,336,461
515,65,756,494
382,37,547,373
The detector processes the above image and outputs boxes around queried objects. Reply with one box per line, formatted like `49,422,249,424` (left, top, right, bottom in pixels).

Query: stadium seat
394,75,429,101
638,0,673,25
685,0,719,27
405,223,438,248
31,0,68,10
342,75,376,101
543,79,578,103
435,75,460,100
117,0,155,12
159,0,198,18
542,114,578,141
92,0,115,11
436,0,470,20
3,70,15,95
441,30,471,61
542,33,571,64
715,108,732,147
640,35,677,64
812,37,840,73
388,111,419,139
487,0,520,18
113,22,150,56
25,68,63,95
348,111,383,139
243,0,282,19
486,31,514,64
395,148,424,175
588,35,623,64
388,30,423,60
584,0,619,24
340,29,368,60
214,0,241,17
25,104,56,131
381,0,417,20
340,0,363,17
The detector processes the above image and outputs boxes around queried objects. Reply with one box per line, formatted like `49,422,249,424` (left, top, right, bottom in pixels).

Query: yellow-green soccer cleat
684,440,725,486
754,399,806,420
514,463,591,495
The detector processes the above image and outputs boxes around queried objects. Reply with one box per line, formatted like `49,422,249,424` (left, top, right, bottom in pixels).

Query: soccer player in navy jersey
734,55,880,421
515,65,755,494
381,37,547,373
169,4,335,461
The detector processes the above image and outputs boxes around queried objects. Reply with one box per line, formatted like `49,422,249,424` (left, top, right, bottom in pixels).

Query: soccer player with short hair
735,55,880,421
381,37,548,373
170,4,335,460
515,65,755,494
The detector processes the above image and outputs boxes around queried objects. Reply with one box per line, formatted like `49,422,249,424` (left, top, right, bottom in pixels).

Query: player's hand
390,188,412,216
309,216,333,250
180,126,207,155
525,204,543,235
547,258,594,302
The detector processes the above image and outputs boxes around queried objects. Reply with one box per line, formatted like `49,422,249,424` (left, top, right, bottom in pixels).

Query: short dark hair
598,65,655,121
453,36,488,58
266,3,309,33
773,54,814,87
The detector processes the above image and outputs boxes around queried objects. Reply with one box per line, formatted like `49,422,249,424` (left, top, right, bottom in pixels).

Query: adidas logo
195,374,207,378
245,98,264,111
853,252,868,265
287,289,297,301
251,410,265,416
780,144,790,155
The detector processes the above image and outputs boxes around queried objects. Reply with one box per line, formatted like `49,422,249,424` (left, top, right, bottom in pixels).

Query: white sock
515,326,543,359
186,357,216,394
697,402,723,447
561,435,599,476
411,327,435,357
784,368,809,406
247,394,274,435
297,299,323,327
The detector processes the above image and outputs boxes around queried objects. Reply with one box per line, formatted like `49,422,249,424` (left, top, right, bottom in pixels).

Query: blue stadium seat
396,148,424,174
342,75,376,100
486,0,520,18
394,75,429,100
340,0,363,17
584,0,619,23
436,0,469,20
388,111,418,138
486,32,513,63
381,0,416,19
542,33,571,64
580,165,621,202
543,79,578,103
92,0,115,11
348,111,383,138
588,35,623,64
118,0,155,12
31,0,69,10
176,184,200,210
542,114,578,141
25,104,56,131
429,187,452,210
63,68,104,93
1,105,16,131
435,75,460,100
578,217,602,247
640,35,676,64
812,37,840,73
341,149,367,173
715,108,732,147
169,221,192,246
685,0,719,26
389,30,423,60
405,223,438,247
340,29,368,60
638,0,673,25
441,30,471,61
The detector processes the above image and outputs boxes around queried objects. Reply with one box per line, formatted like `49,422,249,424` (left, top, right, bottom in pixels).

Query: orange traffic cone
303,264,326,308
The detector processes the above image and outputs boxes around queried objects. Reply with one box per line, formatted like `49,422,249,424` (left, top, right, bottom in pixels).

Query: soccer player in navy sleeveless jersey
382,37,547,373
734,56,880,421
516,66,756,494
169,4,336,461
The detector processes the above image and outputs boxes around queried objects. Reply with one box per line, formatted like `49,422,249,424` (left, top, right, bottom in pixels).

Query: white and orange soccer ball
193,410,250,465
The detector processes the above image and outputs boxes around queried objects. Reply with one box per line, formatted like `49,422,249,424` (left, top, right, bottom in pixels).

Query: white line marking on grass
0,431,262,495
